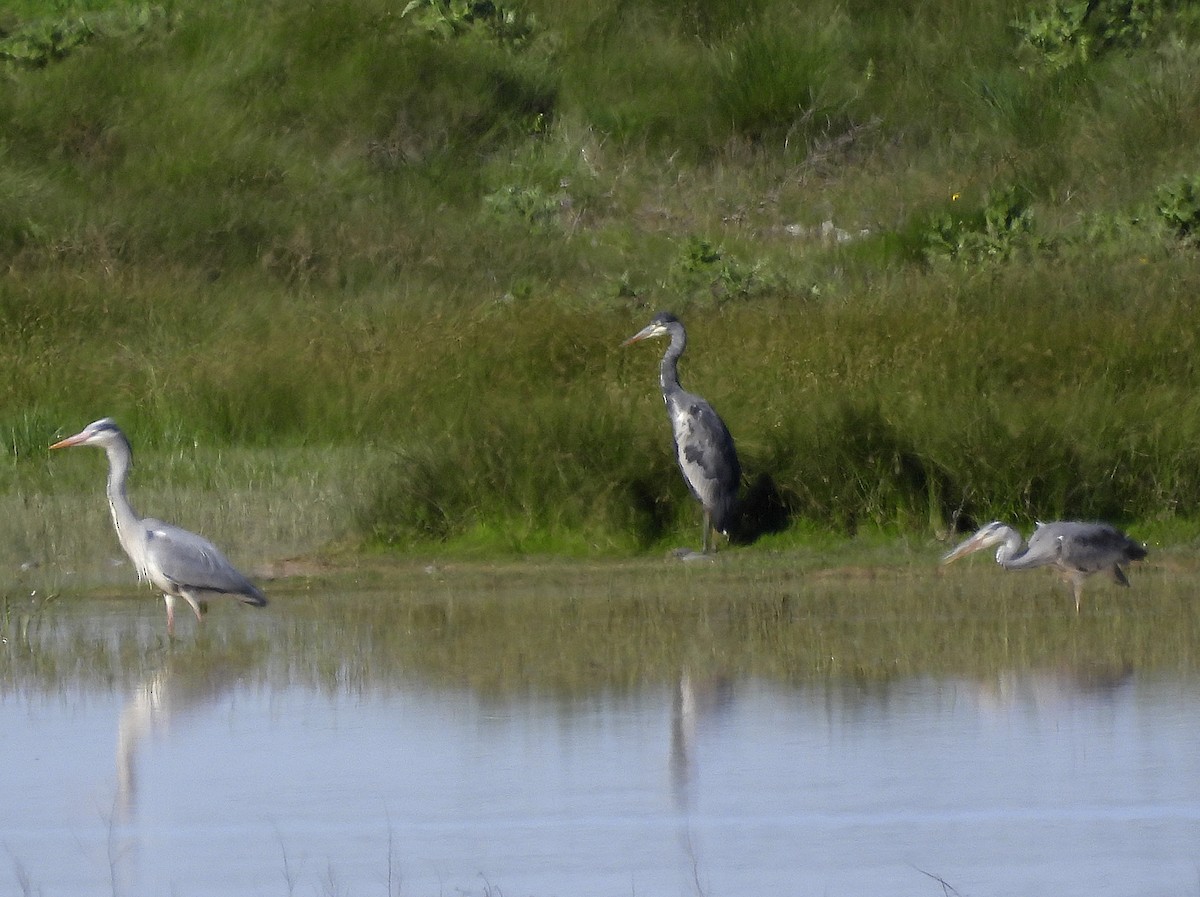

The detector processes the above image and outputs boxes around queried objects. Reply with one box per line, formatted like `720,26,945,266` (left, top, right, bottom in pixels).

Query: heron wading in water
941,520,1147,612
50,418,267,636
623,312,741,555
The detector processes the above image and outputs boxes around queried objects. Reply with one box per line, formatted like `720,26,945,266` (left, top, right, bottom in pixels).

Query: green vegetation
4,0,1200,565
5,555,1199,694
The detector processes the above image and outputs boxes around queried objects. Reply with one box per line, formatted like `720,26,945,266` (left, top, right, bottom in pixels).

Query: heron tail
239,584,268,607
710,493,740,538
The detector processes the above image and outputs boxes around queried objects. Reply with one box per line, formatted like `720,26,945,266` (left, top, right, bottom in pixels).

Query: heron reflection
116,642,264,821
670,667,734,805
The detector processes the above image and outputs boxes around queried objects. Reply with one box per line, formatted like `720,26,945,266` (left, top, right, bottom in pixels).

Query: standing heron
623,312,741,554
50,418,267,635
941,520,1147,612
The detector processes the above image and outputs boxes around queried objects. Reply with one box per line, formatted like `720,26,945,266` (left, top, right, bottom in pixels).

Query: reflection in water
973,662,1135,719
116,642,264,821
109,641,264,896
3,658,1200,896
669,667,734,806
668,667,736,897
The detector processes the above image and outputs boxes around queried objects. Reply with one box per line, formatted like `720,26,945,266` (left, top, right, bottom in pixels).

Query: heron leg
1073,580,1083,614
180,591,205,624
163,594,176,637
702,509,712,555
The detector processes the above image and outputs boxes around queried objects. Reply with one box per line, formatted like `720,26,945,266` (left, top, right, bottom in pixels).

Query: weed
400,0,539,47
0,5,170,70
917,186,1038,266
1154,173,1200,241
483,183,563,230
1015,0,1176,70
668,237,787,303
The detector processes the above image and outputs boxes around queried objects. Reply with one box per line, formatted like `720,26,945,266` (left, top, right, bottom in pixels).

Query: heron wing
1043,521,1144,575
142,519,264,602
669,394,741,520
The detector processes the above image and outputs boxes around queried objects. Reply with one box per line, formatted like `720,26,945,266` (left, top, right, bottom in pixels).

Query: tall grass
5,0,1200,556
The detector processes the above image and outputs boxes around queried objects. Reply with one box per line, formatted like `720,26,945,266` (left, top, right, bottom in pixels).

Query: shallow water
3,557,1200,897
4,636,1200,894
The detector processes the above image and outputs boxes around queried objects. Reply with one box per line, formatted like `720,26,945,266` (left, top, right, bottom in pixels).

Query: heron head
50,417,123,451
940,521,1010,565
622,311,681,347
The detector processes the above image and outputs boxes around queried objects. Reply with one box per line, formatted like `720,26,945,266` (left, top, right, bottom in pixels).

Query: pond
2,556,1198,896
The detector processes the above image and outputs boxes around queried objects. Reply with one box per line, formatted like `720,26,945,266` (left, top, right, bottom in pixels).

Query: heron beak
621,323,658,347
940,532,990,565
49,431,87,450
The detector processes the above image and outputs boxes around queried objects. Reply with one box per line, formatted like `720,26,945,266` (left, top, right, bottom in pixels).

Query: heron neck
102,436,143,561
659,326,686,398
995,528,1029,566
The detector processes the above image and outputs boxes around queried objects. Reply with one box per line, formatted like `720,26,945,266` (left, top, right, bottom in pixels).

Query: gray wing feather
672,395,740,527
144,519,265,602
1051,521,1146,573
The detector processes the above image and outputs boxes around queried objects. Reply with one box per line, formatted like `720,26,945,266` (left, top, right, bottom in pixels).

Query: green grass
4,552,1197,695
4,0,1200,558
0,442,361,594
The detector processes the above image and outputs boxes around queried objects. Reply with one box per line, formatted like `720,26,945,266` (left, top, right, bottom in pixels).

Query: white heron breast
139,531,178,595
669,403,694,444
109,505,155,586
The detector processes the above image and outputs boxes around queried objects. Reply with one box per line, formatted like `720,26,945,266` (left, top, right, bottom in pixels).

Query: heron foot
670,548,716,563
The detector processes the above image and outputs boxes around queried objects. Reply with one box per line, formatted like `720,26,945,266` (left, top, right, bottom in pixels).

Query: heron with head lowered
623,312,741,555
50,418,268,636
941,519,1147,612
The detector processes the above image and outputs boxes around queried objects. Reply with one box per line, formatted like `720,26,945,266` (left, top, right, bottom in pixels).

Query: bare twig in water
273,823,306,897
384,807,403,897
914,865,965,897
322,860,344,897
104,793,131,897
680,827,707,897
6,847,35,897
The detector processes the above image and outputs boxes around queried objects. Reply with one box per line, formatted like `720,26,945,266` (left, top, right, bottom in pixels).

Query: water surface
3,562,1199,896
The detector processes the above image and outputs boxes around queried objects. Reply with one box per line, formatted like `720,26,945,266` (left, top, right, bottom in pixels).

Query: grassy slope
4,0,1200,562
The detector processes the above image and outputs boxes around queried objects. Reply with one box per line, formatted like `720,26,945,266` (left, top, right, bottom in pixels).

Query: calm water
3,646,1199,897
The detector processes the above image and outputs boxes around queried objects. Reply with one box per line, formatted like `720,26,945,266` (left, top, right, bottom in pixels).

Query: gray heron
50,418,268,635
623,312,741,554
941,520,1147,612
